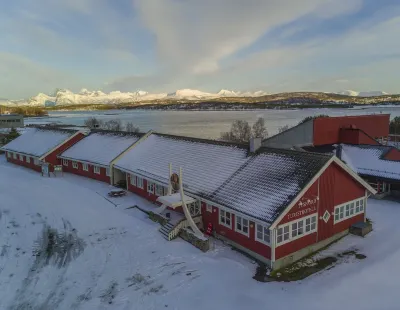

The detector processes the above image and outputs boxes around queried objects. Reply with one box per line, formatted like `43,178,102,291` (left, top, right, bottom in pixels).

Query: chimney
250,137,262,153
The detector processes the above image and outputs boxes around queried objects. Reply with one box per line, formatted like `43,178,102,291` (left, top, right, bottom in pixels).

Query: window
219,210,231,228
147,181,155,194
82,163,88,171
155,184,164,196
206,204,212,213
130,174,136,186
19,154,23,161
334,198,365,224
26,156,31,163
72,161,78,169
305,216,316,232
256,224,270,245
137,176,144,189
277,214,317,245
189,202,201,216
34,158,40,166
236,215,249,236
94,166,100,174
62,159,68,166
13,153,17,159
7,152,11,158
106,168,110,176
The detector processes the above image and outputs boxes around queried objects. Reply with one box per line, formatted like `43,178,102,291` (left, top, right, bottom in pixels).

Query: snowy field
1,156,400,310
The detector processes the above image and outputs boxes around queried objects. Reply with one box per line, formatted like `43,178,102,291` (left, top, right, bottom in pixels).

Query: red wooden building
114,133,375,269
1,127,85,172
58,130,144,184
263,114,389,149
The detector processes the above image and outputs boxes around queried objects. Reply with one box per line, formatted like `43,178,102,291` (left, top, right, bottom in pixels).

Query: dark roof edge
90,129,145,137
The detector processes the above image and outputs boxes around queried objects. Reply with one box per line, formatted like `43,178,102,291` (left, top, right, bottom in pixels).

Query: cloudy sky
0,0,399,99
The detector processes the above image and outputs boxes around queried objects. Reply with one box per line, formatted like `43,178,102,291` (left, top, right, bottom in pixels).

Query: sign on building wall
286,196,318,221
170,173,180,191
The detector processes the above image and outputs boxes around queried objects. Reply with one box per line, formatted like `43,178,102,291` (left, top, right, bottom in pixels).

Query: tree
125,122,140,133
278,125,290,133
103,119,123,131
2,128,20,144
298,114,329,125
220,117,268,143
84,117,103,129
252,117,268,139
389,117,400,134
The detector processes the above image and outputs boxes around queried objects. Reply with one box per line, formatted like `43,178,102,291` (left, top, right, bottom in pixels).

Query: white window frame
206,203,212,213
255,224,270,245
334,197,365,224
7,152,11,158
72,161,78,169
235,215,249,236
189,202,201,216
62,159,68,166
147,181,155,194
130,174,137,186
26,156,31,163
155,184,164,196
137,176,144,189
82,163,88,171
13,153,17,159
94,166,101,174
106,168,110,177
276,213,318,246
19,154,23,161
34,158,40,166
219,209,232,228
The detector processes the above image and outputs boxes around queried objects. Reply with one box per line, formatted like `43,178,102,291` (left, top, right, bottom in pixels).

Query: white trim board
39,130,86,161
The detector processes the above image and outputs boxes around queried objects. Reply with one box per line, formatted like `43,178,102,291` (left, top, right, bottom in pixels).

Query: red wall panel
63,160,110,183
384,148,400,161
314,115,389,145
275,233,317,259
201,202,271,260
6,153,41,172
44,133,85,168
126,174,159,203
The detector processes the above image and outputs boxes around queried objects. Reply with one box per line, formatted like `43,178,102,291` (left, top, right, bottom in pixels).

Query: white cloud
135,0,363,75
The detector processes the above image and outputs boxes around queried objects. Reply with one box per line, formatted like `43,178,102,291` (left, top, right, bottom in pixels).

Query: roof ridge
91,129,145,137
153,132,249,149
257,146,334,159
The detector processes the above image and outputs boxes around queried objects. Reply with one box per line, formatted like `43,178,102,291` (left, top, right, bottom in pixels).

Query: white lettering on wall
286,196,318,220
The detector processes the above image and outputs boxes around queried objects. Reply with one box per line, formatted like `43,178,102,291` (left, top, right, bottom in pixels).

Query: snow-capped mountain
337,90,389,97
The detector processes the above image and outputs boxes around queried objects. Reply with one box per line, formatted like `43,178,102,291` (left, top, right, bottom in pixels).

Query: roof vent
250,137,262,153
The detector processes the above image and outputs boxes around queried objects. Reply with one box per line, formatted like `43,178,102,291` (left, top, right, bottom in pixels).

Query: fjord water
26,106,400,139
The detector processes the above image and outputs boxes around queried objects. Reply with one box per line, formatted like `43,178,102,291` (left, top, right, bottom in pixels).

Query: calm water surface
26,107,400,139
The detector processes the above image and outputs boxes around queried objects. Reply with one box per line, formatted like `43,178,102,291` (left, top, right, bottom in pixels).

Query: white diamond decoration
322,210,331,223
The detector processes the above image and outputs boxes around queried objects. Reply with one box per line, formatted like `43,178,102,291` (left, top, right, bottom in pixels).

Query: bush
220,117,268,143
389,117,400,134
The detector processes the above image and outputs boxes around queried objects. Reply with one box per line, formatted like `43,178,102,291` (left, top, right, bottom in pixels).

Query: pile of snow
337,90,389,97
1,156,400,309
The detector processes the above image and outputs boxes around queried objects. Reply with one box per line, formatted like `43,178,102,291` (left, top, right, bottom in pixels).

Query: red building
1,127,85,173
114,133,375,269
263,114,389,149
58,130,144,184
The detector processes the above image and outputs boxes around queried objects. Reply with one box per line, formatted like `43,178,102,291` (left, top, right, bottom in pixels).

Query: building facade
0,114,24,129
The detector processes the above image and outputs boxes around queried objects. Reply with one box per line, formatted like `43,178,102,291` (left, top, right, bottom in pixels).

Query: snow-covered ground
0,155,400,310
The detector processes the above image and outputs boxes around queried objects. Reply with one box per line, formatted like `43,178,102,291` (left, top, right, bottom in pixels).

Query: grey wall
0,115,24,129
262,120,314,149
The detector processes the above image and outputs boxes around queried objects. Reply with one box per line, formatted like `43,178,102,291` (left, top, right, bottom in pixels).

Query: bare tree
103,119,123,131
278,124,290,133
84,117,103,129
220,120,252,143
252,117,268,139
125,122,140,133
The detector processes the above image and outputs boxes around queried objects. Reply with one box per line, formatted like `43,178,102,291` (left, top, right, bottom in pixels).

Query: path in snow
0,156,400,310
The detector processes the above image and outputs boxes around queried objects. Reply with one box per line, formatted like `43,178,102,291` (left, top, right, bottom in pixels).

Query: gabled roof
59,131,143,167
114,133,249,196
0,127,78,158
340,144,400,181
209,148,333,223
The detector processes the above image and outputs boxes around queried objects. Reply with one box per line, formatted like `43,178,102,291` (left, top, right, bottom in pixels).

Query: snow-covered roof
0,127,77,158
340,144,400,181
59,131,142,166
115,133,334,223
210,149,332,223
114,133,249,196
157,193,196,208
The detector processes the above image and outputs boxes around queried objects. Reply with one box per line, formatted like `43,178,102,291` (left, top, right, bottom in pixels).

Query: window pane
277,236,282,243
311,223,316,230
306,218,311,225
237,222,242,230
243,226,248,233
278,228,283,236
284,226,289,233
243,219,248,226
284,232,289,240
257,231,262,239
311,216,316,223
292,223,297,230
257,225,262,233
